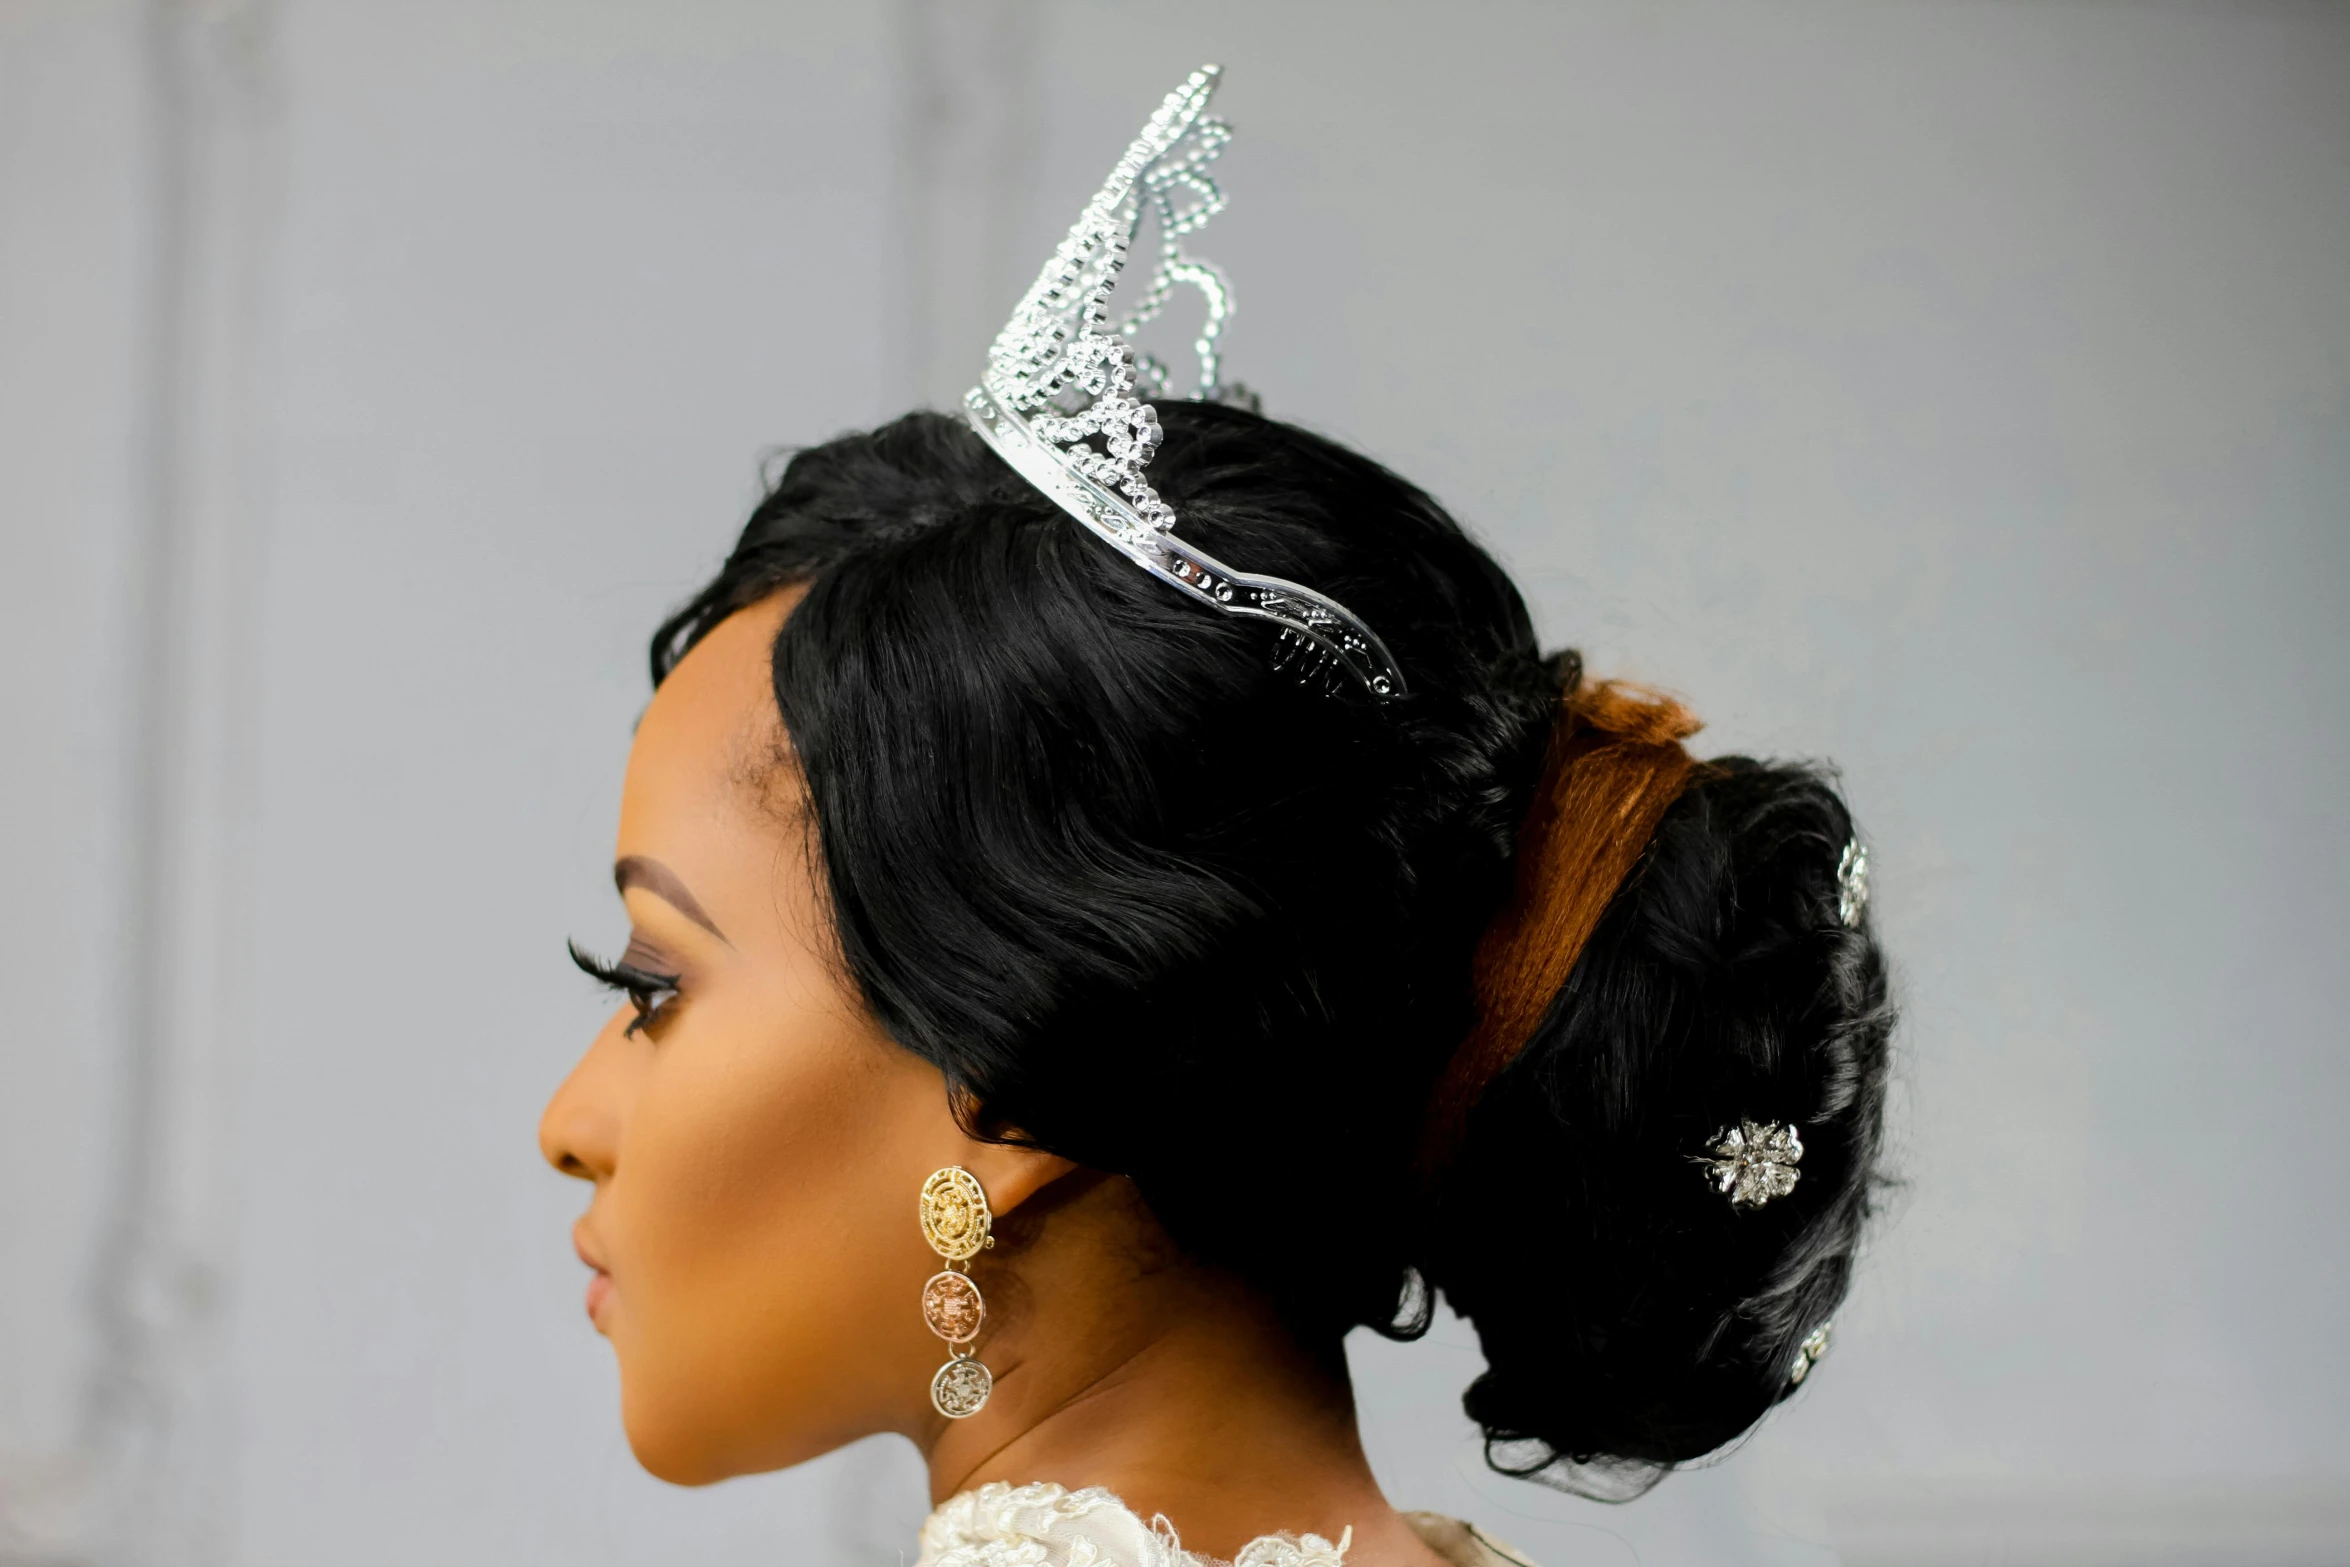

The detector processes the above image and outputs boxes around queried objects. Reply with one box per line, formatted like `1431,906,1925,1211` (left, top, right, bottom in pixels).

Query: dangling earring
918,1166,994,1418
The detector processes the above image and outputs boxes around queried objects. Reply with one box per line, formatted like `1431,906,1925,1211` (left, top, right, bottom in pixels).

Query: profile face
536,591,970,1483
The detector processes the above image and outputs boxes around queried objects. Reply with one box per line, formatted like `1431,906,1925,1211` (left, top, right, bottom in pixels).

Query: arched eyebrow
614,855,730,945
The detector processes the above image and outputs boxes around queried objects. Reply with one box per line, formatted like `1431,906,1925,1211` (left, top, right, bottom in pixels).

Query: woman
538,68,1891,1567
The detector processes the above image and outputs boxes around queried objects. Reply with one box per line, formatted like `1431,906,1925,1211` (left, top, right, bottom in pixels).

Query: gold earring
918,1166,994,1418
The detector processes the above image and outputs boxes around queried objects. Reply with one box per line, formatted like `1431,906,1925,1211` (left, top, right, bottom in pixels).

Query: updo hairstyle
650,402,1894,1494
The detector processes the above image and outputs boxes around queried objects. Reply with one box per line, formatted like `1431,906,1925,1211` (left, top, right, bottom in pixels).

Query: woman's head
540,401,1893,1493
535,592,1079,1481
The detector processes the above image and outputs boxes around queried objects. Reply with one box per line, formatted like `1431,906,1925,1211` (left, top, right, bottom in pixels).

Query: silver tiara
960,66,1407,701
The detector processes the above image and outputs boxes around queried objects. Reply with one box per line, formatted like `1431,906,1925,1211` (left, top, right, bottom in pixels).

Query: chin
617,1365,841,1487
612,1348,743,1487
620,1392,740,1487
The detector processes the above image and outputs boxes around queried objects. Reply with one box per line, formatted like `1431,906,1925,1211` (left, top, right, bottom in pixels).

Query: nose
539,1032,622,1183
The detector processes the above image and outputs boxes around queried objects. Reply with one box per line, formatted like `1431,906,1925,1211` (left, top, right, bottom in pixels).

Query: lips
573,1223,613,1327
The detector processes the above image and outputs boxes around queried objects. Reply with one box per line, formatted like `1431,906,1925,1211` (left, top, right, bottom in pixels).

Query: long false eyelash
568,939,681,1037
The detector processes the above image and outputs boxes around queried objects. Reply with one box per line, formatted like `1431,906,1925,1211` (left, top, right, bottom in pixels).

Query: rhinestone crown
960,65,1406,701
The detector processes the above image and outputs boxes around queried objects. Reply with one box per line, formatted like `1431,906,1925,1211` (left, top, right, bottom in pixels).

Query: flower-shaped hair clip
1698,1119,1804,1208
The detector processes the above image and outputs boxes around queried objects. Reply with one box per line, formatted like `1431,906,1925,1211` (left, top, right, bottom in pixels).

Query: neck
918,1174,1440,1567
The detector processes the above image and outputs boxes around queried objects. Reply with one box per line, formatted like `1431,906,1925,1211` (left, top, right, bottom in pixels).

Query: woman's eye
567,939,682,1037
620,983,676,1037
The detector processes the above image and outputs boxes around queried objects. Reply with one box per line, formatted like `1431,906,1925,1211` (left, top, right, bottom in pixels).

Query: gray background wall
4,2,2346,1564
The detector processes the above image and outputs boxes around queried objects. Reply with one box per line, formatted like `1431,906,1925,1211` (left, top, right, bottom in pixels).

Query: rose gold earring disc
922,1270,986,1344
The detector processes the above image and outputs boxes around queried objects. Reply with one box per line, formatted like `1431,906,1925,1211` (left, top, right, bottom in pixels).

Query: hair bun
1418,749,1894,1493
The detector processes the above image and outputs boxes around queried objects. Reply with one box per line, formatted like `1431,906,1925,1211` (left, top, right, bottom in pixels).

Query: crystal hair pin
959,65,1407,701
1788,1321,1832,1386
1698,1119,1804,1208
1836,839,1869,928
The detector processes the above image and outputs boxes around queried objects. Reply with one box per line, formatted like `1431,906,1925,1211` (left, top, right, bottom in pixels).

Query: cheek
602,980,950,1477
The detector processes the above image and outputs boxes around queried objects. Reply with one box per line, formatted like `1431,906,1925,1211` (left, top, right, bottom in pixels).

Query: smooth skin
539,591,1445,1566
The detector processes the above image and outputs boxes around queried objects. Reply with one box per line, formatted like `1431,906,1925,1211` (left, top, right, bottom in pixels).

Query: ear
959,1141,1081,1218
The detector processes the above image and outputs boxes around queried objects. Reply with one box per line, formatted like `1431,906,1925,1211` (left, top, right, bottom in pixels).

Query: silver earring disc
931,1355,993,1419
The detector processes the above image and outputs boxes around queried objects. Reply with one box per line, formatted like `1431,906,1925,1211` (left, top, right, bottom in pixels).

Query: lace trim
917,1480,1352,1567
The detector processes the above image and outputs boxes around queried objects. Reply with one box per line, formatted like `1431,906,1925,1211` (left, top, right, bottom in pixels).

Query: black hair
651,402,1894,1493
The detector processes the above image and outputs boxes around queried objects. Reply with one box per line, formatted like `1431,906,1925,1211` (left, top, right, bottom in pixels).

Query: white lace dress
916,1481,1536,1567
